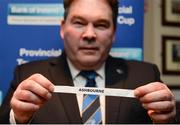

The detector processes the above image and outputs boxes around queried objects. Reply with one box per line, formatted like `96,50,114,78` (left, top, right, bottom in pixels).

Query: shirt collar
67,58,105,80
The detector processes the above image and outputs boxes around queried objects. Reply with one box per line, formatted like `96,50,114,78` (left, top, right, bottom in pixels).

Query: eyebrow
71,15,111,24
71,16,86,21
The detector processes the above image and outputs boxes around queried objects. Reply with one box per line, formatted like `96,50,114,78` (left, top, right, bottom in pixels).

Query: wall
144,0,180,86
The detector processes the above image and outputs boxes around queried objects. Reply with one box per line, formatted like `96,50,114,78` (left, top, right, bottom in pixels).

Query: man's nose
82,24,96,43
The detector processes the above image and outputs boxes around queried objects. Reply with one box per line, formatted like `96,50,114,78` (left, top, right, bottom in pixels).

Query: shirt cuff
9,109,17,124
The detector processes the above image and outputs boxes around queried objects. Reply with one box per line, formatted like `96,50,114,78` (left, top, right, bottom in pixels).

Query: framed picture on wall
162,36,180,75
162,0,180,26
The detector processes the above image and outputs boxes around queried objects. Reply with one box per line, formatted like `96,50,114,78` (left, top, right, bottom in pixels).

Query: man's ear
60,20,65,39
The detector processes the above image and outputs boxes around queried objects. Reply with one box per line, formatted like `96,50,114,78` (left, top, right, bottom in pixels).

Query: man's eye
95,24,108,29
73,21,84,26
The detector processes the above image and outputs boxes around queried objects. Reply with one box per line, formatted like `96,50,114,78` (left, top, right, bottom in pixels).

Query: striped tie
80,71,102,124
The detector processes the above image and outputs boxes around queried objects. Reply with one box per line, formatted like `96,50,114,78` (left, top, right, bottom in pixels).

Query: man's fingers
11,98,39,112
139,89,174,103
134,82,176,123
142,101,175,112
10,74,54,123
19,80,52,100
148,110,176,123
14,90,46,105
134,82,168,97
27,73,54,92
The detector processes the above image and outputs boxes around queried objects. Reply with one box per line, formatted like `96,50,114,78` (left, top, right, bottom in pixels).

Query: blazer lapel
105,56,128,124
49,53,82,123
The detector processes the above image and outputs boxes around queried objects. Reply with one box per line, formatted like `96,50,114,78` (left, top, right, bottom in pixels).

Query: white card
54,86,135,98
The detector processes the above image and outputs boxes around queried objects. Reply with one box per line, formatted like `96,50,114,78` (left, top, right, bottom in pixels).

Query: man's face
61,0,115,70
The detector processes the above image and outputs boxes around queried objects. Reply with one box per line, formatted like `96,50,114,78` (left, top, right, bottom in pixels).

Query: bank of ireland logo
7,3,64,25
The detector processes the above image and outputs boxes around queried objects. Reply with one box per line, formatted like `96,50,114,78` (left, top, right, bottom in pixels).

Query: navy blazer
0,52,164,124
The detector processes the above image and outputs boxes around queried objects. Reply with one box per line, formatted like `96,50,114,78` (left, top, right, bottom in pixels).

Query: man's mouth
79,47,99,54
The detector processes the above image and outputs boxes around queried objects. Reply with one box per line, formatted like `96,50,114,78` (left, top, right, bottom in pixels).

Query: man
0,0,177,124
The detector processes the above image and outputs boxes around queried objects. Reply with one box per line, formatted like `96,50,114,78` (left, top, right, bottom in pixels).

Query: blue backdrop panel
0,0,144,105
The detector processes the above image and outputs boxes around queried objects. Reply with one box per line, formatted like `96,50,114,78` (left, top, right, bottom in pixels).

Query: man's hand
10,74,54,123
134,82,176,123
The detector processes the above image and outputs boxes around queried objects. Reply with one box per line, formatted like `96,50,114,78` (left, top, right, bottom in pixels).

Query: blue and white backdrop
0,0,144,105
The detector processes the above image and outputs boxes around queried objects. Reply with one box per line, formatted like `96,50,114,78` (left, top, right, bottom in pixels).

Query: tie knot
80,70,96,80
80,70,97,87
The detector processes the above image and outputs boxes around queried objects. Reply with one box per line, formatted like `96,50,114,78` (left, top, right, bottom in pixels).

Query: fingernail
134,90,140,97
49,85,54,92
46,93,52,99
34,105,40,110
